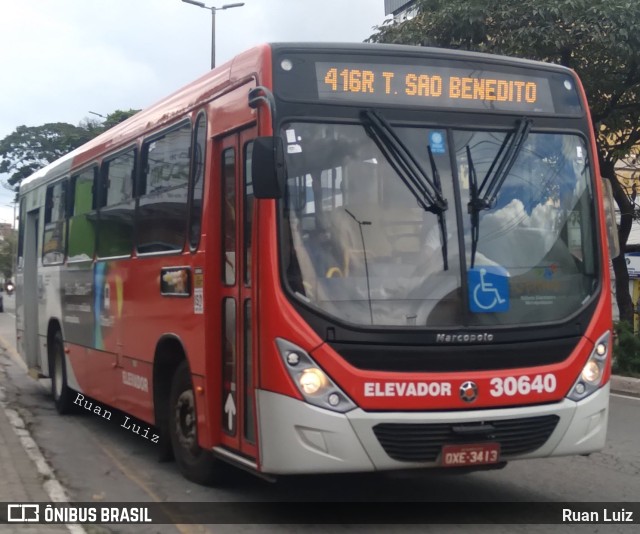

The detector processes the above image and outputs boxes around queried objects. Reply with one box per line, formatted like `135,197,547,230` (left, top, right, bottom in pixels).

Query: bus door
23,209,40,370
219,128,257,459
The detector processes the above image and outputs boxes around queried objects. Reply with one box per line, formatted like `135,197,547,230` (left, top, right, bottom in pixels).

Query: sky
0,0,388,226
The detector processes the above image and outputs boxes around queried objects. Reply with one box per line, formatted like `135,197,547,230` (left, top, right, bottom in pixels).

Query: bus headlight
299,368,326,395
276,338,356,413
567,331,610,401
581,361,601,384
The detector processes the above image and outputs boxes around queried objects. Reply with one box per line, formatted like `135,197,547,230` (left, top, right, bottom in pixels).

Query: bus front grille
372,415,560,462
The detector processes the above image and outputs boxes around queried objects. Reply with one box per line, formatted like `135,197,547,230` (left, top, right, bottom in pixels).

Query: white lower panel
256,390,374,474
256,384,609,475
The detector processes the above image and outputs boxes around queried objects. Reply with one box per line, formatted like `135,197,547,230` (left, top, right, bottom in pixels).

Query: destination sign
314,61,559,113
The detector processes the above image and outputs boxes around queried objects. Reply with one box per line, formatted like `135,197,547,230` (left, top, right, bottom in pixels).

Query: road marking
93,438,213,534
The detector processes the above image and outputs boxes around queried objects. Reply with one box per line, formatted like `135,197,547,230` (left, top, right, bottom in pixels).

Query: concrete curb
610,374,640,398
0,334,88,534
0,387,87,534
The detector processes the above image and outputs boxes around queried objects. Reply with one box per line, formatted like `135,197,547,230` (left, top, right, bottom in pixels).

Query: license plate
441,443,500,467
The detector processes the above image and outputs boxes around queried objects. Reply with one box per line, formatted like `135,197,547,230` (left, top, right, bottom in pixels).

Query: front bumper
256,383,609,474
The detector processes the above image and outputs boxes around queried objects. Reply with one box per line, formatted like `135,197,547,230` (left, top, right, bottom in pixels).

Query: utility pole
181,0,245,69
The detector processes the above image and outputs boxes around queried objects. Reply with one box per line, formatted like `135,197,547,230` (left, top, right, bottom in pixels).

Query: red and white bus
16,43,619,484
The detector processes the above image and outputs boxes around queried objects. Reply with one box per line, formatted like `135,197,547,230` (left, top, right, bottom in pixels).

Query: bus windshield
280,120,597,327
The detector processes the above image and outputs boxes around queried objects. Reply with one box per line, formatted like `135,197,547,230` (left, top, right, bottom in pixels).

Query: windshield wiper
467,145,481,270
467,117,532,268
344,208,374,325
361,109,449,269
428,145,448,271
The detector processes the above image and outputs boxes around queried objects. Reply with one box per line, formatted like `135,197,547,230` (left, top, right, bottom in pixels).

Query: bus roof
269,42,573,75
19,42,272,195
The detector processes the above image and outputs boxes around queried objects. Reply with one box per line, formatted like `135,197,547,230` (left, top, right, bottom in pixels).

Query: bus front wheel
169,361,228,486
51,331,75,414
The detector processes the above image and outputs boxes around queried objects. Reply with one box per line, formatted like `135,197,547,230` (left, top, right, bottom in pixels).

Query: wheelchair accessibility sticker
468,266,510,313
429,131,446,154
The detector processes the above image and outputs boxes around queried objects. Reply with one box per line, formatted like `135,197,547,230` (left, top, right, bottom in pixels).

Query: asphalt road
0,293,638,534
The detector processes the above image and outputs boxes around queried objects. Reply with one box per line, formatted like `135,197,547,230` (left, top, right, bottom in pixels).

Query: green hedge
613,321,640,377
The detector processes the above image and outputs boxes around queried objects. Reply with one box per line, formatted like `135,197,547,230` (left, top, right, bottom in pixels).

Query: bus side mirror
252,136,285,199
602,178,620,259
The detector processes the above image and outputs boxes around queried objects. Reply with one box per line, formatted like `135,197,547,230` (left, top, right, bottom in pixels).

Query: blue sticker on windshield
468,266,510,313
429,131,446,154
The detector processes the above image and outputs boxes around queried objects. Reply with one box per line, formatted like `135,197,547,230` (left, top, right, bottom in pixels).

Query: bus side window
17,198,26,271
42,179,67,265
243,141,254,286
137,121,191,254
68,167,98,262
189,113,206,251
222,148,236,285
97,148,136,258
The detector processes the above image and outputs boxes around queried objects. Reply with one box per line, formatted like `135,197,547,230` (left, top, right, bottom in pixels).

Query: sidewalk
0,393,71,533
0,339,75,534
610,374,640,397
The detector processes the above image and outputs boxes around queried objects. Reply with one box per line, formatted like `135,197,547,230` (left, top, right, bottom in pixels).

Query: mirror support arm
248,86,277,134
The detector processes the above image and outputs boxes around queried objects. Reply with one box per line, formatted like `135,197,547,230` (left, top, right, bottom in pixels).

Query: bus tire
51,331,75,414
169,361,228,486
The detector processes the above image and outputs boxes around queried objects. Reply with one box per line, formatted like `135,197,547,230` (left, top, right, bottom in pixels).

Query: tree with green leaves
0,123,93,191
0,230,17,281
369,0,640,322
0,109,139,195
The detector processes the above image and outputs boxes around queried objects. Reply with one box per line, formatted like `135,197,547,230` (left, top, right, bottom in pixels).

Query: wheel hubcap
174,390,197,451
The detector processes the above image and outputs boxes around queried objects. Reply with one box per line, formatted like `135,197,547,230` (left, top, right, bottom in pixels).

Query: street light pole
181,0,245,69
211,7,216,70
